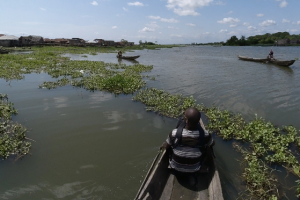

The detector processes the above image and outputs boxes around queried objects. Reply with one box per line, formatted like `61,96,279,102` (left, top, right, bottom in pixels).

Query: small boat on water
237,55,295,67
134,146,223,200
116,55,140,60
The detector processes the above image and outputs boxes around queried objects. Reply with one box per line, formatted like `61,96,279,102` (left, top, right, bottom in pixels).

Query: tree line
224,32,300,46
194,32,300,46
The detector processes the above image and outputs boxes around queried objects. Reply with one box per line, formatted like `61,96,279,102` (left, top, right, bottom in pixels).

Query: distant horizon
1,0,299,44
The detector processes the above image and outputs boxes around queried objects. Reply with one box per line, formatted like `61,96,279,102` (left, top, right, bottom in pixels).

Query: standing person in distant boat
160,108,214,185
117,51,122,58
267,49,274,60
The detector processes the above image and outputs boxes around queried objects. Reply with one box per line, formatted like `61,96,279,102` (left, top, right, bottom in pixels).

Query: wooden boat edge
134,149,224,200
117,55,140,60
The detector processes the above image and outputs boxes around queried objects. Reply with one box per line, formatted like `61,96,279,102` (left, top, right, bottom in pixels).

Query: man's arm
160,141,171,150
160,131,173,150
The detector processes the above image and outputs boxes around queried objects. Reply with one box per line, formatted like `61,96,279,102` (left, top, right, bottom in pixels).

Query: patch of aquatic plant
0,47,153,94
0,94,31,160
39,60,153,94
234,143,278,199
133,88,205,118
132,88,300,198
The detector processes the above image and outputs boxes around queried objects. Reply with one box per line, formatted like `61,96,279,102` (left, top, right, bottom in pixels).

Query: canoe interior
237,55,295,67
135,149,223,200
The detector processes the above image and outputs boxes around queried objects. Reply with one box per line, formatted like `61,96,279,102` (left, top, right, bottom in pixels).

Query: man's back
166,128,212,173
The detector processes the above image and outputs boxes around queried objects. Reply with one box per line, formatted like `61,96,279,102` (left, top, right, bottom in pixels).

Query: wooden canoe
134,147,223,200
116,55,140,60
237,55,295,67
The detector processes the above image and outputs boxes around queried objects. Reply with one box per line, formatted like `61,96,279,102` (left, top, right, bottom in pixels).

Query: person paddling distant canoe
267,49,274,60
117,51,122,58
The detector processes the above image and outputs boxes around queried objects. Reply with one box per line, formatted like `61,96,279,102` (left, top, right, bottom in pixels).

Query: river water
1,46,300,200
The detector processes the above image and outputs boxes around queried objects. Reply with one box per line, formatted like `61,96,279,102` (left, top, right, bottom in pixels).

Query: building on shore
54,38,69,45
290,39,300,45
19,35,44,46
0,35,19,47
277,39,290,46
44,38,54,44
103,40,115,46
69,38,85,46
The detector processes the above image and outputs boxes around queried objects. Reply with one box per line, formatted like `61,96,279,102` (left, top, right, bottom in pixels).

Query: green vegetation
133,88,300,199
1,45,300,198
0,46,154,94
133,88,204,118
224,32,300,46
0,46,157,159
0,94,31,160
38,61,153,94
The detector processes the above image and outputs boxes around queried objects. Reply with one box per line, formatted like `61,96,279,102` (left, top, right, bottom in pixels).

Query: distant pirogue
116,55,140,60
238,55,295,67
0,46,9,54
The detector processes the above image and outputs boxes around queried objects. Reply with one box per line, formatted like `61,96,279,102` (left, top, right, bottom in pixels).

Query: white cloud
112,26,118,29
186,23,196,26
170,34,182,37
168,26,179,29
217,17,240,24
282,19,290,23
280,0,288,7
40,8,46,11
287,29,298,32
173,9,200,16
227,31,238,35
91,1,98,6
247,26,257,31
148,16,161,20
166,0,213,16
257,13,264,17
139,27,154,33
259,20,277,27
297,21,300,25
160,18,179,23
219,29,227,33
123,7,129,11
243,22,250,26
214,1,226,5
227,11,233,14
146,22,159,28
128,2,144,6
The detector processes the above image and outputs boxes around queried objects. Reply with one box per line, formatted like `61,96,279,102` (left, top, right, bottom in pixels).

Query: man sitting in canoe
117,51,122,58
267,49,274,60
160,108,214,180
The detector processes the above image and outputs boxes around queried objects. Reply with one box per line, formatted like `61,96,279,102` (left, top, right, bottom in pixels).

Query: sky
0,0,299,44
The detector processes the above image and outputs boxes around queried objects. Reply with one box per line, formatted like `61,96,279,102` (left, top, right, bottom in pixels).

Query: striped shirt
166,128,212,173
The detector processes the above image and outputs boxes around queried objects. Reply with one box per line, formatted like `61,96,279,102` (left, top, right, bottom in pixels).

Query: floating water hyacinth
0,93,31,160
133,88,300,199
2,45,300,198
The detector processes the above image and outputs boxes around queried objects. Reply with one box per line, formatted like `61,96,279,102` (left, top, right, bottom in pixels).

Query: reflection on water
1,46,300,199
118,58,139,65
9,51,33,55
54,96,68,108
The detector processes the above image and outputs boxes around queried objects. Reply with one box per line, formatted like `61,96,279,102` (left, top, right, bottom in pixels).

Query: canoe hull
237,55,295,67
135,149,223,200
116,55,140,60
